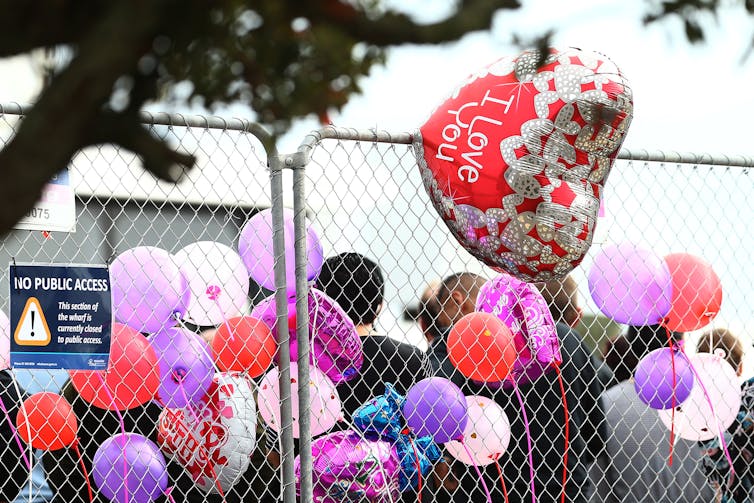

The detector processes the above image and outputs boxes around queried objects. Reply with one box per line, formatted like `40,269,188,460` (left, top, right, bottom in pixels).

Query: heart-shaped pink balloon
415,47,633,282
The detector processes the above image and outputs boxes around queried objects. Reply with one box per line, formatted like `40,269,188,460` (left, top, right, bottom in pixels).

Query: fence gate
0,104,753,503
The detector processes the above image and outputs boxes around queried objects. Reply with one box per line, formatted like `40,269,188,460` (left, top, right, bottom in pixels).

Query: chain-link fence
0,104,753,503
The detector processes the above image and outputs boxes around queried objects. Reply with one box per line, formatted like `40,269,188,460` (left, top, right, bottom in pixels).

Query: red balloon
417,47,633,282
212,316,275,377
69,323,160,410
447,312,516,382
16,392,77,451
664,253,723,332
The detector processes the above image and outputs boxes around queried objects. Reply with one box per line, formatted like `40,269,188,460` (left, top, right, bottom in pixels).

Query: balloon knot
206,285,222,300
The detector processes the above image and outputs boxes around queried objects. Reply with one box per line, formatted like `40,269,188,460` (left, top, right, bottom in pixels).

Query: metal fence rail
0,106,752,503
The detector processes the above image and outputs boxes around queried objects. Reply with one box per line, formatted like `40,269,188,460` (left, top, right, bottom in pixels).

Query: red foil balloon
416,47,633,282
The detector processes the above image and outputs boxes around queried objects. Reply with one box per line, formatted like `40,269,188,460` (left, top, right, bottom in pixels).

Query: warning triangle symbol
14,297,51,346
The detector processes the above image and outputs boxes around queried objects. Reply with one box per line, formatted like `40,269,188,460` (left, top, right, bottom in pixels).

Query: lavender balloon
476,273,560,386
92,433,168,503
296,430,400,503
251,288,362,384
110,246,190,334
238,208,324,294
588,242,673,325
149,327,215,408
634,347,695,410
403,377,467,444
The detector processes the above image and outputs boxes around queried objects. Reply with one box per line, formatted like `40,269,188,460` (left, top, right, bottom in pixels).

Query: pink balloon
0,310,9,370
658,352,741,441
110,246,190,334
445,395,511,466
588,242,672,325
257,363,341,437
475,273,560,385
174,241,250,326
237,208,324,294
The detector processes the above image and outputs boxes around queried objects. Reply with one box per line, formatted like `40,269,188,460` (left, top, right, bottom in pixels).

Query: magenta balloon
251,288,362,384
403,377,468,444
149,327,215,408
588,242,673,325
634,347,695,410
476,273,561,386
297,429,400,503
92,433,168,503
110,246,190,333
238,208,324,294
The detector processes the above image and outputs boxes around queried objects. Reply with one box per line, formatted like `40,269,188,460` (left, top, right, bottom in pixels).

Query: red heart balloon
416,47,633,281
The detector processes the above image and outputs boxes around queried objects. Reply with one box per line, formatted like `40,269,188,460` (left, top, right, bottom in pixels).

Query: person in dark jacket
427,272,607,502
1,370,28,503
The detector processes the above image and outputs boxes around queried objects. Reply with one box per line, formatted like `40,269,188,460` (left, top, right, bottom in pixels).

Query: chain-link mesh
0,105,752,503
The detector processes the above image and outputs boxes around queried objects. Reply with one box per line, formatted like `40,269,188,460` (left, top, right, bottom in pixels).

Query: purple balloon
110,246,190,334
251,288,362,385
476,274,561,386
588,242,673,325
296,430,400,503
238,208,324,294
634,347,695,410
92,433,168,503
403,377,468,444
148,327,215,408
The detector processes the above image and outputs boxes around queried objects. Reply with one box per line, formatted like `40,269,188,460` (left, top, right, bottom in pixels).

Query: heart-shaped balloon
415,47,633,282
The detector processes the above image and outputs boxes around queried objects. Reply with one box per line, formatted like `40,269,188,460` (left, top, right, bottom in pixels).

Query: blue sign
9,264,112,370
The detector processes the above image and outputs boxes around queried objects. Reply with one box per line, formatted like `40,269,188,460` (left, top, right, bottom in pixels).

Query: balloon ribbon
553,361,569,503
493,457,510,503
0,391,31,471
72,437,94,503
510,377,536,503
97,372,129,503
460,437,492,503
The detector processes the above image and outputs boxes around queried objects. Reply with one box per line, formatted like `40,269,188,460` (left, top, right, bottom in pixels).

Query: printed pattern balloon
257,363,342,438
110,246,189,333
476,273,560,385
658,352,741,441
297,429,400,503
158,373,257,494
174,241,250,327
415,47,633,281
238,208,324,294
251,288,363,384
69,323,160,410
92,433,168,503
445,395,511,466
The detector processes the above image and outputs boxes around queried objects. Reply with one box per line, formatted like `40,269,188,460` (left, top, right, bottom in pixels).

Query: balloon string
0,390,31,471
164,486,177,503
409,438,422,503
510,378,536,503
73,438,94,503
553,362,569,503
96,372,129,503
493,457,510,503
678,345,735,474
460,438,492,503
9,373,34,503
211,296,236,343
665,327,676,466
177,383,227,503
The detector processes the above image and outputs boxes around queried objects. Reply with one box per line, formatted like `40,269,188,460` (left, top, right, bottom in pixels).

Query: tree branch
0,0,179,234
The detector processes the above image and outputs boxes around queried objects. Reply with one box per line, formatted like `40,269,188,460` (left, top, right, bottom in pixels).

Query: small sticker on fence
13,168,76,233
9,264,112,370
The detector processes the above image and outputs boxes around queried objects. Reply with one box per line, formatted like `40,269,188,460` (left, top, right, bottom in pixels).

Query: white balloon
175,241,249,326
445,395,510,466
658,352,741,441
257,363,342,437
158,373,257,493
0,310,9,370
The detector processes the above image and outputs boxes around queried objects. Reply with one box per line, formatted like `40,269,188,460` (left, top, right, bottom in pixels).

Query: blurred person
317,253,431,501
12,368,68,503
697,328,751,502
591,324,714,502
428,272,606,502
537,276,614,389
1,369,29,502
316,252,427,415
